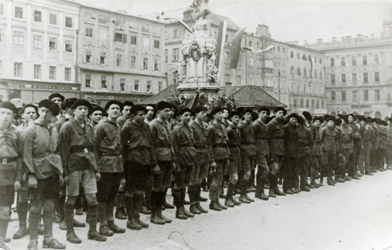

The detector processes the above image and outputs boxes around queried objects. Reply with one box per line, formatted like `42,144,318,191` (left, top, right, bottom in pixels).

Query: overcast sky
78,0,392,43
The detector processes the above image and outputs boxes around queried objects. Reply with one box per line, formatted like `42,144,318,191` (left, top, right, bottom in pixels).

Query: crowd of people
0,92,391,250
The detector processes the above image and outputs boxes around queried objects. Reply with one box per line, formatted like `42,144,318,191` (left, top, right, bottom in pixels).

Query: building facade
307,21,392,118
0,0,81,102
78,5,167,105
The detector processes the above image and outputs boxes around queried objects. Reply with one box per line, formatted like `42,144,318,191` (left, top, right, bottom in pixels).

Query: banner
230,27,247,69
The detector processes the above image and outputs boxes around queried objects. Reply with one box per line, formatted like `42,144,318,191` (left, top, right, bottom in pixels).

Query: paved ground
7,170,392,250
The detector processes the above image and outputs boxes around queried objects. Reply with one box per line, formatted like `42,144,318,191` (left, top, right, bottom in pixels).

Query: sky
78,0,392,43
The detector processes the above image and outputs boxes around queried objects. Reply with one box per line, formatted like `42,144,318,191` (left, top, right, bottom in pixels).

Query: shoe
164,202,174,209
231,197,241,206
73,219,85,227
183,207,194,217
352,175,360,180
127,219,142,230
285,189,294,195
293,188,300,193
247,186,256,192
336,177,345,183
150,212,165,225
344,176,352,181
209,201,221,211
13,225,27,239
327,178,335,186
158,211,172,223
245,194,255,202
275,188,286,196
175,207,188,220
309,183,318,189
66,231,82,244
27,240,38,250
269,189,277,198
301,186,311,192
196,203,208,213
225,199,235,207
87,231,107,242
135,218,149,228
219,193,226,199
141,205,151,215
199,195,208,202
42,238,66,249
115,208,127,220
190,204,202,214
99,225,113,236
259,193,269,200
59,220,67,231
239,196,251,204
75,207,83,216
217,200,227,210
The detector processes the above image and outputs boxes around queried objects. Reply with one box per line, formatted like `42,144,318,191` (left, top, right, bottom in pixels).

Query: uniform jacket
283,123,298,158
267,118,284,156
207,122,230,161
150,119,174,162
238,121,256,157
190,120,212,164
172,123,196,167
297,124,312,158
0,125,23,185
320,126,337,152
253,119,269,157
227,123,241,161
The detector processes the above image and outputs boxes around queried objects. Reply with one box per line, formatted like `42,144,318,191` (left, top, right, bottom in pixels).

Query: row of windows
330,90,381,102
290,52,323,64
84,75,163,93
292,99,325,109
164,48,180,62
330,55,379,67
13,62,71,81
330,72,380,84
290,66,324,79
8,30,73,52
2,4,74,28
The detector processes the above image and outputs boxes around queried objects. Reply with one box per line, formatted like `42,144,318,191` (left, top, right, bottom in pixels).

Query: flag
230,27,247,69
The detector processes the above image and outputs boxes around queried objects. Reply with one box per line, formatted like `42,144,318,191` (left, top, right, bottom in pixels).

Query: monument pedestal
176,84,220,100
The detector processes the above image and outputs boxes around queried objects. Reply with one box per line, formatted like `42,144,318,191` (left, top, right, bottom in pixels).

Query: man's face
275,111,284,119
213,111,223,122
168,108,175,118
38,107,53,122
134,110,145,124
107,104,121,120
259,111,268,120
122,105,132,119
327,120,335,127
348,115,354,123
222,109,229,119
90,110,103,124
313,120,321,127
74,106,89,120
0,108,14,127
196,111,207,121
180,111,192,124
289,117,297,125
51,97,62,108
146,106,155,120
158,108,170,121
244,112,253,122
231,115,240,125
22,107,37,122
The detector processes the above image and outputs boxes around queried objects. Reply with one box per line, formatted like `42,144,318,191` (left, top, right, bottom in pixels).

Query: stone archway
374,111,382,119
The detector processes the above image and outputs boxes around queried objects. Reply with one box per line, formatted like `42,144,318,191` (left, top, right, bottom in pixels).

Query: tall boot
13,202,28,239
224,184,235,207
64,204,81,244
189,186,201,214
239,180,252,203
134,194,148,228
269,175,277,198
58,196,67,230
106,201,125,233
87,205,106,242
163,189,174,209
181,189,194,217
310,169,318,188
157,191,172,223
115,192,127,220
248,170,256,192
98,203,113,236
125,196,141,230
173,189,187,219
195,185,208,213
256,179,269,200
150,192,165,225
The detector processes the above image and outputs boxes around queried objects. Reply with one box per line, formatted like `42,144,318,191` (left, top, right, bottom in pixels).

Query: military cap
48,93,65,102
130,105,147,115
0,102,18,114
274,107,287,116
71,99,92,111
38,99,60,116
105,100,123,111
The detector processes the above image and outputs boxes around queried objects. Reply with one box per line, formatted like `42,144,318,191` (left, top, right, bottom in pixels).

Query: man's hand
14,181,21,191
152,164,161,175
28,174,38,189
95,173,101,182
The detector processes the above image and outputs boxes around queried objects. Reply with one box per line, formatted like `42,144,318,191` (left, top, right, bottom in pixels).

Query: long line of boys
0,93,391,250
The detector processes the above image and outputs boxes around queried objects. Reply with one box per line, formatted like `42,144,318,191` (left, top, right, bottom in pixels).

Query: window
154,59,159,71
306,99,309,108
297,53,300,59
34,65,41,79
49,37,57,50
303,69,307,78
120,78,125,91
85,28,93,37
317,100,320,109
352,90,357,102
130,55,136,68
290,66,295,75
330,58,335,67
142,57,148,70
363,55,367,65
374,54,379,64
173,29,178,39
143,37,149,48
300,99,304,108
290,51,294,58
342,91,346,102
352,73,357,83
65,40,73,52
146,81,152,92
130,35,137,45
363,72,368,83
65,17,73,28
375,72,380,83
34,10,42,22
85,51,92,63
158,81,163,92
13,30,24,46
114,33,127,43
63,68,71,81
85,74,91,88
134,80,139,92
33,34,42,49
331,91,335,101
320,72,323,79
14,62,23,77
173,48,179,62
375,89,380,101
249,58,253,67
297,67,301,76
352,56,356,66
341,57,345,66
364,90,368,101
116,54,122,66
341,74,346,84
99,28,108,42
14,6,23,19
101,75,107,88
100,52,106,64
49,14,57,25
49,66,56,80
164,49,168,63
154,40,160,48
331,74,335,85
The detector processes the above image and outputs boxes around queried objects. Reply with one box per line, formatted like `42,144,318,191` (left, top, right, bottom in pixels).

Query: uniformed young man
0,102,23,250
338,115,355,181
49,93,65,121
283,113,299,194
238,109,256,203
296,116,312,192
266,107,287,197
225,110,242,206
13,104,38,240
189,106,210,213
348,114,362,178
121,105,156,230
24,100,65,250
59,99,106,243
150,101,175,224
95,100,125,236
386,118,392,170
89,105,104,128
207,108,229,211
253,107,270,200
311,116,323,186
320,115,337,186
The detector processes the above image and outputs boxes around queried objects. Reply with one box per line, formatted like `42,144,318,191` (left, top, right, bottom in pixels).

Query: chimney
255,24,271,38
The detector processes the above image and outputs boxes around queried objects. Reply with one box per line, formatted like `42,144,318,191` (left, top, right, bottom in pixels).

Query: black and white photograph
0,0,391,249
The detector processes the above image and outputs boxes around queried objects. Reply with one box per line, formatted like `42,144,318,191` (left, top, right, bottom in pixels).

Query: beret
61,98,78,110
302,111,312,121
156,101,172,111
287,113,299,120
274,107,287,115
48,93,65,102
178,108,194,116
258,106,270,115
38,99,60,116
193,106,208,114
130,105,146,114
71,99,92,110
210,107,223,117
89,105,105,116
230,111,241,118
105,100,123,111
0,102,18,114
